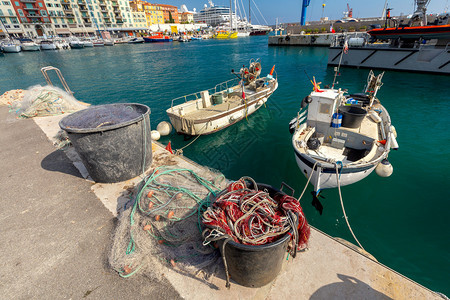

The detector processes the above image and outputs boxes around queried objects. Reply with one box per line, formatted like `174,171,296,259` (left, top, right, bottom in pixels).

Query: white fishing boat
40,40,57,50
290,71,398,198
167,59,278,135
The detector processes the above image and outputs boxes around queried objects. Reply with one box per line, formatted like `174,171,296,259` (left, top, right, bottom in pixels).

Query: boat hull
328,46,450,74
82,42,94,47
367,24,450,40
143,37,173,42
294,149,379,192
69,42,84,49
21,44,40,51
2,45,21,53
250,30,269,36
41,44,57,50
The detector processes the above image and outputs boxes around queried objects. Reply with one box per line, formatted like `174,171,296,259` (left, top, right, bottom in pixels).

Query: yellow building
142,2,164,26
129,0,163,26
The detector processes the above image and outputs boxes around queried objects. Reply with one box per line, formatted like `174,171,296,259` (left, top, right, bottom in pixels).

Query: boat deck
184,95,243,120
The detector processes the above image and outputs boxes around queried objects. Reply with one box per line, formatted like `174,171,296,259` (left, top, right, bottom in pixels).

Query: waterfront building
0,0,148,38
156,3,178,23
0,0,28,38
180,11,193,24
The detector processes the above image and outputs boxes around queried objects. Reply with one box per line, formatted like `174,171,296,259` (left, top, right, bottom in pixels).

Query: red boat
367,24,450,40
143,32,173,43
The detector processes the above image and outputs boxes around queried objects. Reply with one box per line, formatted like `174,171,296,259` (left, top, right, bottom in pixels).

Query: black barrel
338,106,367,128
59,103,152,183
216,183,293,288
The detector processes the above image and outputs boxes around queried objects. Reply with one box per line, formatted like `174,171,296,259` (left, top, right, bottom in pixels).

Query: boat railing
41,66,73,96
170,78,239,108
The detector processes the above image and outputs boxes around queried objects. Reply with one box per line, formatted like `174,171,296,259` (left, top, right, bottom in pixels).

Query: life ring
285,35,290,42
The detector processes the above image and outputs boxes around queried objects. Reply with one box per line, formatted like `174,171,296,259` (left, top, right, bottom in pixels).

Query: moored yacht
40,40,57,50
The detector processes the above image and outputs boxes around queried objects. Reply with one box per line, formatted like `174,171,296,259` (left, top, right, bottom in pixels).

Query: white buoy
369,111,382,123
390,132,399,150
390,125,397,138
156,121,172,136
151,130,160,141
375,159,393,177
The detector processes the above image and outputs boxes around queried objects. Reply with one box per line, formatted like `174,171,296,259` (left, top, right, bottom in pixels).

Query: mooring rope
335,162,365,250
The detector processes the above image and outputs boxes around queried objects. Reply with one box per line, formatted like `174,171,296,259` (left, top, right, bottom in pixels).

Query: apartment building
157,3,177,23
0,0,147,38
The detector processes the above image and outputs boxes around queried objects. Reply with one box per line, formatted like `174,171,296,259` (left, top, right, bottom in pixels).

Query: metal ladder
40,66,74,96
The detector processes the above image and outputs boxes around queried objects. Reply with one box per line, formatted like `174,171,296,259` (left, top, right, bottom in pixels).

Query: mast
229,0,232,31
249,0,251,24
234,0,237,30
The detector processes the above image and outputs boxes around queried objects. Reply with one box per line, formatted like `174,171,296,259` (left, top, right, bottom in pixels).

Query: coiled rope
202,177,311,287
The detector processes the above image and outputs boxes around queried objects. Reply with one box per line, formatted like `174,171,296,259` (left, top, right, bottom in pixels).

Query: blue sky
162,0,449,25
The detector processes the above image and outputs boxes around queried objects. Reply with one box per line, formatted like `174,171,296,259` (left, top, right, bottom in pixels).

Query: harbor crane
346,3,353,18
301,0,311,25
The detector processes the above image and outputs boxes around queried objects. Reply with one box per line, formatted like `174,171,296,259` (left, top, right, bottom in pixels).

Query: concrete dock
0,105,443,299
268,32,365,47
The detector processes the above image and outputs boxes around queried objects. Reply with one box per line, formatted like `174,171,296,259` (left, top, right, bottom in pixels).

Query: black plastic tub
338,105,367,128
214,183,293,288
59,103,152,183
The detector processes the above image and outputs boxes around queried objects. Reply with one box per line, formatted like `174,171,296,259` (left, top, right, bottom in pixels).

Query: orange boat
368,24,450,40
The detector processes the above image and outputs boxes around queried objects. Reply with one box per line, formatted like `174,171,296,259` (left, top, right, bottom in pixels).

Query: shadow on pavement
41,149,84,179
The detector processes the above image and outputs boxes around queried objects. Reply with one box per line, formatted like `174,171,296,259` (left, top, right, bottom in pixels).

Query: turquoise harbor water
1,37,449,295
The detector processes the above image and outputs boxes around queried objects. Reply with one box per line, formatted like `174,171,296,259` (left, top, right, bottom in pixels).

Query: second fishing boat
167,59,278,135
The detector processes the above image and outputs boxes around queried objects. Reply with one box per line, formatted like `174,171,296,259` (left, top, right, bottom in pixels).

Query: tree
168,11,174,23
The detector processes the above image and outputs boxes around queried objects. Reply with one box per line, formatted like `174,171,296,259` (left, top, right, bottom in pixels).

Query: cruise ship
193,0,238,27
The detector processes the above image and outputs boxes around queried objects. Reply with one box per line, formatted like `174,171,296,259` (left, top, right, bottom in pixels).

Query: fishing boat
143,32,173,42
167,59,278,135
40,40,57,50
290,71,398,198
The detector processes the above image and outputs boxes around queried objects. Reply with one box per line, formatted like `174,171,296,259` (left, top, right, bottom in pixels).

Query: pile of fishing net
202,176,310,251
0,89,24,106
8,85,88,118
109,166,228,279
